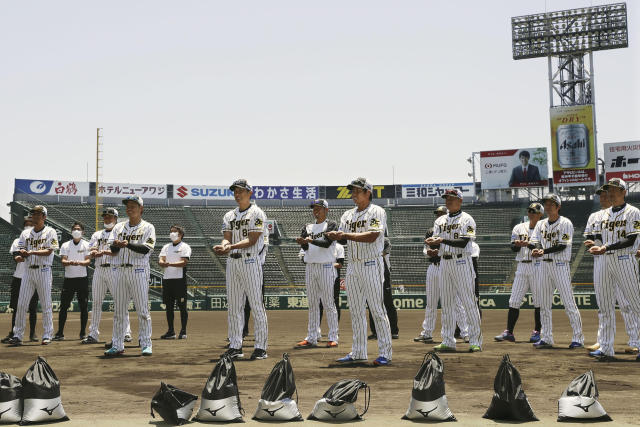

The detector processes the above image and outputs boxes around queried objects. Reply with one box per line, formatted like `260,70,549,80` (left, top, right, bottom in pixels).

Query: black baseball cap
527,202,544,214
229,179,252,192
434,206,447,215
603,177,627,191
347,177,373,192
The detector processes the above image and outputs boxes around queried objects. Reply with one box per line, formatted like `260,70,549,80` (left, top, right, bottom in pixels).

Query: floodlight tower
511,3,629,189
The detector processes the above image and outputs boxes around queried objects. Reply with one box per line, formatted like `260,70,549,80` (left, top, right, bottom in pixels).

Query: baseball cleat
590,350,614,361
29,335,39,342
52,334,64,341
105,341,113,349
367,334,377,340
529,330,541,343
295,339,316,349
222,347,244,360
433,343,456,353
79,334,86,340
469,345,482,352
589,349,605,357
81,336,99,344
178,331,187,340
569,341,584,349
250,348,268,360
585,342,600,351
336,353,367,364
495,330,515,342
124,334,133,342
533,340,552,349
7,337,22,346
160,331,176,340
141,346,153,356
392,334,399,339
373,356,390,366
326,341,338,348
413,335,434,343
41,338,51,345
463,336,470,343
624,346,639,354
1,335,12,344
104,347,124,357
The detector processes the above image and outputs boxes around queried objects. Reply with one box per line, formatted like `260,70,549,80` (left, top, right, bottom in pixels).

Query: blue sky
1,0,637,219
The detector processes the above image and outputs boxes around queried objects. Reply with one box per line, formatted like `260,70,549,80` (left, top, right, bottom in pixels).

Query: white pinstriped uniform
531,216,583,345
339,203,391,360
223,204,268,351
595,204,640,356
12,226,59,340
108,219,156,351
87,229,131,340
432,211,482,348
302,220,339,344
509,222,541,309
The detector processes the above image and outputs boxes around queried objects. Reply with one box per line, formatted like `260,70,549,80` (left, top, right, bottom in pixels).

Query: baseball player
368,237,399,339
530,193,584,349
241,225,268,339
159,224,191,340
83,207,132,345
55,222,91,340
8,205,58,346
585,186,639,355
295,199,339,349
587,179,640,359
327,177,392,366
495,202,544,343
1,215,38,344
425,189,482,352
214,179,268,361
104,195,156,357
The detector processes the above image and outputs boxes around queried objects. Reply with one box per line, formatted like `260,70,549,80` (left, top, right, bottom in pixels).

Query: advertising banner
604,141,640,182
97,183,167,199
550,105,597,186
14,179,90,197
480,148,548,189
173,185,234,200
251,186,318,200
326,184,397,199
402,183,475,198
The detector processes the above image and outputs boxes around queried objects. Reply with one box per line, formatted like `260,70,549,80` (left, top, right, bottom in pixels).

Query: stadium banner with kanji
96,182,168,199
480,148,548,189
604,141,640,182
0,292,598,312
14,179,89,197
550,104,597,187
401,183,475,199
251,186,319,200
326,184,397,199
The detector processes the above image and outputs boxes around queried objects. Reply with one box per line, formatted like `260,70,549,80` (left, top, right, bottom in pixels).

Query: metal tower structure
95,128,103,230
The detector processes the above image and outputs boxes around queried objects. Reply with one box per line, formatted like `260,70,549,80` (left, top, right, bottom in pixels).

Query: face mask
71,230,82,239
170,232,180,242
104,222,115,230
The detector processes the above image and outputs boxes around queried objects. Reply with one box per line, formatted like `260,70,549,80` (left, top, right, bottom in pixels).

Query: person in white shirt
159,225,191,340
1,216,38,344
55,222,91,341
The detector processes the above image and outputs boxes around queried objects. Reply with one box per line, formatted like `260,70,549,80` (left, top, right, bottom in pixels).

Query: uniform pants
13,266,54,340
509,262,541,308
538,260,583,345
227,257,268,351
597,253,640,356
112,266,152,351
345,258,392,360
57,276,89,336
162,278,188,333
319,275,342,324
420,263,468,338
305,263,339,343
439,256,482,348
88,266,131,340
369,261,398,336
9,276,38,337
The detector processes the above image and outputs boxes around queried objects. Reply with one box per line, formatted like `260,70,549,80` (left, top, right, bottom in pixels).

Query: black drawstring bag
193,355,243,422
20,356,69,425
150,382,198,426
0,372,22,423
403,352,456,421
482,354,538,422
558,371,612,422
253,353,302,421
308,379,370,421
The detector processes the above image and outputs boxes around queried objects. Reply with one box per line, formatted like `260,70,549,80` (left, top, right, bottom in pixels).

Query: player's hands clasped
213,243,231,255
531,249,544,257
425,237,443,247
426,248,439,257
19,249,29,257
588,246,607,255
513,240,529,247
326,230,344,241
113,239,128,248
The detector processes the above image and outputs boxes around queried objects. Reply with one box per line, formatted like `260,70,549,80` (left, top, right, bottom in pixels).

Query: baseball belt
442,254,463,260
99,263,111,267
229,253,251,259
520,260,532,264
28,265,50,269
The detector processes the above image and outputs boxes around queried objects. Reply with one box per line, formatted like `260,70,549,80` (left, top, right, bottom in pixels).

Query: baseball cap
229,178,252,192
595,185,607,195
433,206,447,215
527,202,544,214
603,177,627,191
540,193,561,206
309,199,329,209
122,195,144,206
29,205,48,216
347,177,373,192
102,207,119,217
441,189,463,200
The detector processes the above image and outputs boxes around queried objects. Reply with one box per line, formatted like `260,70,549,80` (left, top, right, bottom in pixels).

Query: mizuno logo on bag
204,405,225,416
573,401,596,413
416,406,437,417
40,403,60,416
324,408,346,418
262,405,284,416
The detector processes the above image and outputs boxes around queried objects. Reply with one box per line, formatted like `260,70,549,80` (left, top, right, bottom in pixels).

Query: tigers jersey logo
254,218,264,228
561,233,569,241
51,239,58,246
370,218,380,228
466,226,475,235
634,221,640,230
146,237,155,245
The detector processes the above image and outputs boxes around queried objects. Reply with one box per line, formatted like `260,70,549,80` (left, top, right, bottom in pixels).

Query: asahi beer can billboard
550,105,596,187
